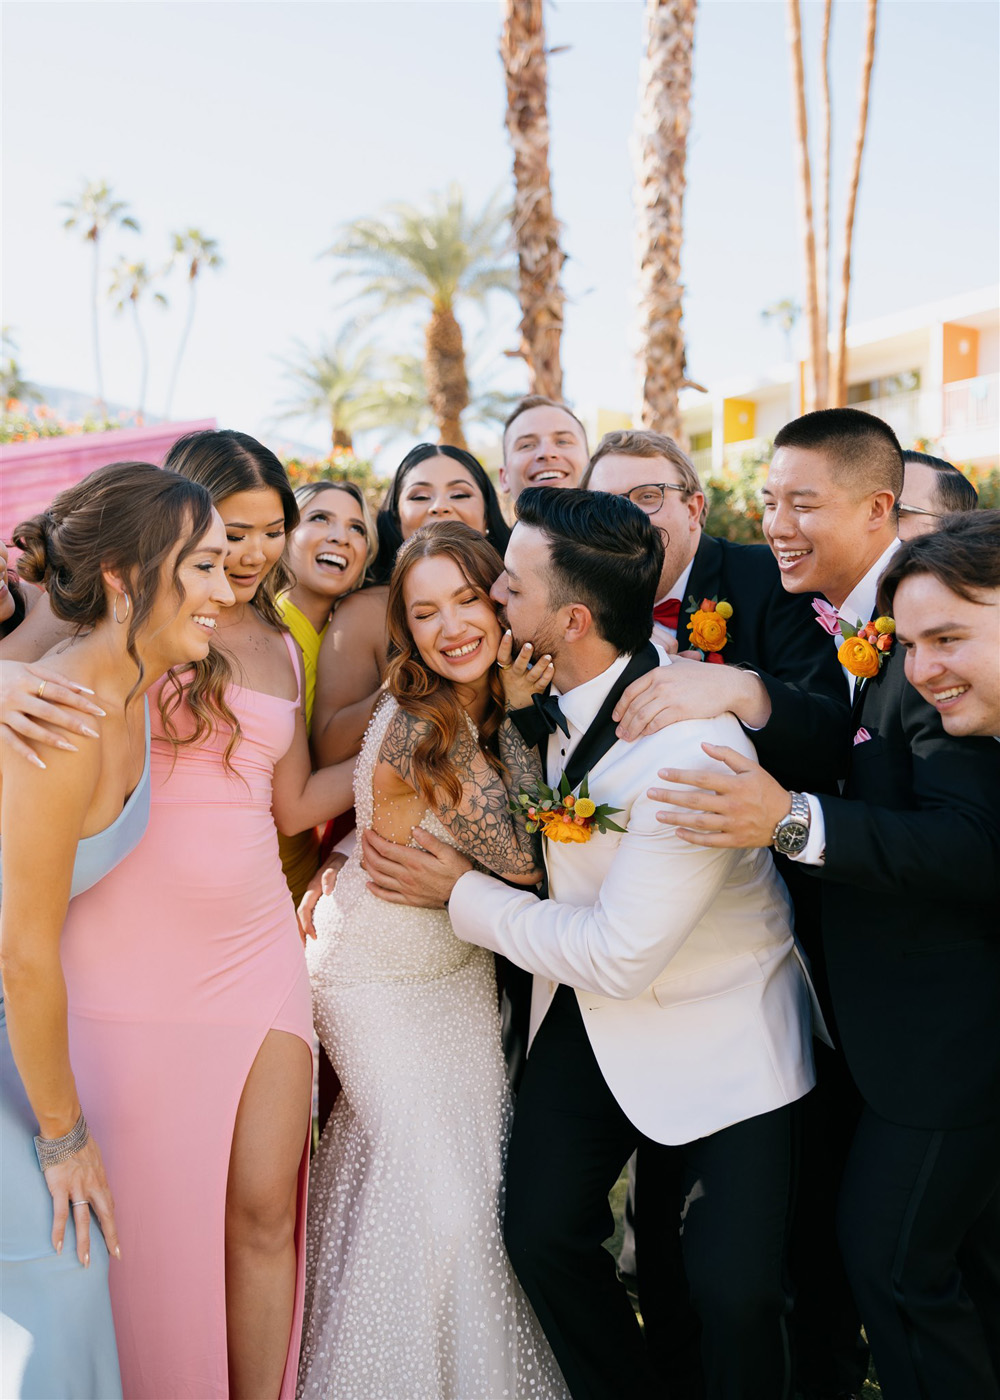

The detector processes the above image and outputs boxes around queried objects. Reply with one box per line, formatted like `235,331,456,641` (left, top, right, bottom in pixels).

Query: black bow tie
532,691,570,738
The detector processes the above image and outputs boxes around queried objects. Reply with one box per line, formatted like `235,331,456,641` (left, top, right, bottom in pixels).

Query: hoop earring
113,591,131,625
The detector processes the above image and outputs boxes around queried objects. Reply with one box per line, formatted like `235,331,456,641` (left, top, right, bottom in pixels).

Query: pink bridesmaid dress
59,634,313,1399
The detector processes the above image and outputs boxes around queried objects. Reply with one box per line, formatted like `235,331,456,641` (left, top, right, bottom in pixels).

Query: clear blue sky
4,0,997,461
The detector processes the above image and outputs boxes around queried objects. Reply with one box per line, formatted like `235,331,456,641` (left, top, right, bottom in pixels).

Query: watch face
774,821,810,856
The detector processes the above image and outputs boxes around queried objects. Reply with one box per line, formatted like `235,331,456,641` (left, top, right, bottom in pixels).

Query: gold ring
496,661,511,671
36,680,47,700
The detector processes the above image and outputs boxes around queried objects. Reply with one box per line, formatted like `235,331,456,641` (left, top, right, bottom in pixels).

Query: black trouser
838,1104,1000,1400
503,985,797,1400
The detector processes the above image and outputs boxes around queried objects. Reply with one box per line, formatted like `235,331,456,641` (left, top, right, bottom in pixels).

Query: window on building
689,430,712,452
847,369,921,404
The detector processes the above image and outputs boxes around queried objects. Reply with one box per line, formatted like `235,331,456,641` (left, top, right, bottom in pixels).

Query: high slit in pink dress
59,634,313,1399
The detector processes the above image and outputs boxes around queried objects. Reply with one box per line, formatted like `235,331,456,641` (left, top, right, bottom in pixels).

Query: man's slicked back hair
774,408,904,500
902,449,979,514
515,486,664,655
879,509,1000,613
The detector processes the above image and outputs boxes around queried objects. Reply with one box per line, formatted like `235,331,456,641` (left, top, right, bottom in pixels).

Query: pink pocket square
853,727,872,746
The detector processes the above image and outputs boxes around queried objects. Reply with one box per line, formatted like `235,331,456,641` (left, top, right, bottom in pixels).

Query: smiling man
647,409,1000,1400
881,509,1000,738
498,395,590,501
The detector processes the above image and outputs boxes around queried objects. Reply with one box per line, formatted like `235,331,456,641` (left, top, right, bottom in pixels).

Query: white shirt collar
552,652,632,738
838,539,901,632
657,557,694,609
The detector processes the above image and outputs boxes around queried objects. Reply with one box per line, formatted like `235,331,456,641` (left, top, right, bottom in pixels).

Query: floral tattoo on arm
380,707,542,880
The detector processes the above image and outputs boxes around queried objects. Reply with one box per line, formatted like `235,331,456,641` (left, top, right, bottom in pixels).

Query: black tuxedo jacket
765,641,1000,1130
687,533,850,792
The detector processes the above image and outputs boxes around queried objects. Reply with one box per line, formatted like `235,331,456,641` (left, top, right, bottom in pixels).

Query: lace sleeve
379,706,541,880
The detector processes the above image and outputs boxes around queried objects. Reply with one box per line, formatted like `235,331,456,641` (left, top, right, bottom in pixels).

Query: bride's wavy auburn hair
384,522,507,808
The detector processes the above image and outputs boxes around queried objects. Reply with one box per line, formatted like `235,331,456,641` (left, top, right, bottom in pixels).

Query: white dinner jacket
449,657,817,1146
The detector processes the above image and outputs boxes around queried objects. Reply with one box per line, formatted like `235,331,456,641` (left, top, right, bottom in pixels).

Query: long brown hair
14,461,215,701
384,522,507,807
158,429,299,767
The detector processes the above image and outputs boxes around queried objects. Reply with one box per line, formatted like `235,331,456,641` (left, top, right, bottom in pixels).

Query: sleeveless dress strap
281,630,303,708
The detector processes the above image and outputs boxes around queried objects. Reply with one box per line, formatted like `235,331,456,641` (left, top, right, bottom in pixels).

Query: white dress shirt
794,539,901,866
546,653,631,785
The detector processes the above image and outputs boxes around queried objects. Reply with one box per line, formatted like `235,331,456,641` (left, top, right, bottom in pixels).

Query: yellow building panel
595,408,632,441
723,397,756,443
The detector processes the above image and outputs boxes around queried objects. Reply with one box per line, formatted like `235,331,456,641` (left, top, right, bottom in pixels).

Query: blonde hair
584,429,707,525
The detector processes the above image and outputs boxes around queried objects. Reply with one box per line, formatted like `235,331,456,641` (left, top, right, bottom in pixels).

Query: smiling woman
1,462,226,1400
299,521,566,1400
276,481,378,901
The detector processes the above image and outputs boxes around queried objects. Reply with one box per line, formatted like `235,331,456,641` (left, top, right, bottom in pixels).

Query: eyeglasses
897,504,942,519
615,483,689,514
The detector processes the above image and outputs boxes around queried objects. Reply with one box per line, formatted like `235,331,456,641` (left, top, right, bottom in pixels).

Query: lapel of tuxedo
562,643,660,791
686,533,723,615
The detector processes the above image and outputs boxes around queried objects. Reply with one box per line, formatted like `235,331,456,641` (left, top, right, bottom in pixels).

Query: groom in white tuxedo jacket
363,487,817,1400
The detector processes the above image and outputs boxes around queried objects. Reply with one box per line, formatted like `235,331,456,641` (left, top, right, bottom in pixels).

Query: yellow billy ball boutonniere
685,595,733,663
512,772,625,845
837,615,895,680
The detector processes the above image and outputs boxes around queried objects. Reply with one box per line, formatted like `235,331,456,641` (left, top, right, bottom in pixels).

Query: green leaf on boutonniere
558,771,571,799
839,620,858,639
579,773,590,800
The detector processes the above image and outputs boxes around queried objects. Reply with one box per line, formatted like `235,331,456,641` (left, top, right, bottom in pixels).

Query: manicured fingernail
30,754,47,770
113,1246,121,1260
83,1252,90,1268
71,685,96,695
91,708,106,718
57,740,79,752
82,726,99,739
56,1239,62,1254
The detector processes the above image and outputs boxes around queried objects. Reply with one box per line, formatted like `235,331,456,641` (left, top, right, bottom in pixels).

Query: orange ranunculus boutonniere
837,615,895,680
685,595,733,663
512,772,624,846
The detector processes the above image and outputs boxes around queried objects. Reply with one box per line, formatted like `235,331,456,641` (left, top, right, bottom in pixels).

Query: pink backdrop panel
0,419,217,548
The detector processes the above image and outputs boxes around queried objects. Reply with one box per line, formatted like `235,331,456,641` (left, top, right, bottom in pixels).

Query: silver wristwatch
771,792,811,856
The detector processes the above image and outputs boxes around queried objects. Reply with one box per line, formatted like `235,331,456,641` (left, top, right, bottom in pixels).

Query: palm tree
831,0,878,406
1,327,40,403
107,259,168,421
785,0,880,409
326,186,516,449
277,332,385,450
816,0,833,410
761,298,802,362
786,0,823,412
61,180,139,405
633,0,702,440
500,0,566,399
375,351,522,442
164,229,223,419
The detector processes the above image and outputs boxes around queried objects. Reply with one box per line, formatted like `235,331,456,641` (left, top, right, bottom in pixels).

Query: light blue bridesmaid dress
1,703,150,1400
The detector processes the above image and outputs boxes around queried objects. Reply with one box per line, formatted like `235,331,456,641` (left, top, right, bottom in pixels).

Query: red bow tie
653,597,681,630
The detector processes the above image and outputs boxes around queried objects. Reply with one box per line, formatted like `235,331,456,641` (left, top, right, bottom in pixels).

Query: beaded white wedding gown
299,698,568,1400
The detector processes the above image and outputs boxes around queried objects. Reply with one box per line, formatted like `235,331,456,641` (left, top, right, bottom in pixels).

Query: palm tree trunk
424,306,469,449
786,0,822,413
501,0,566,400
131,300,148,423
815,0,832,409
91,236,104,406
165,278,198,420
331,422,353,451
832,0,878,406
633,0,697,441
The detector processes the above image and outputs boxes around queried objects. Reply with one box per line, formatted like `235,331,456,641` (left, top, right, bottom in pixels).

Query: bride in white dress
299,523,568,1400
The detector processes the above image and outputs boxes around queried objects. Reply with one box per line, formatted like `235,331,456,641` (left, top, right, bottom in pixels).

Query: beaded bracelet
34,1112,90,1172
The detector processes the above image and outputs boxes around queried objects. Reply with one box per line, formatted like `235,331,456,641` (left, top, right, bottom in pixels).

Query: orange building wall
941,323,979,384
